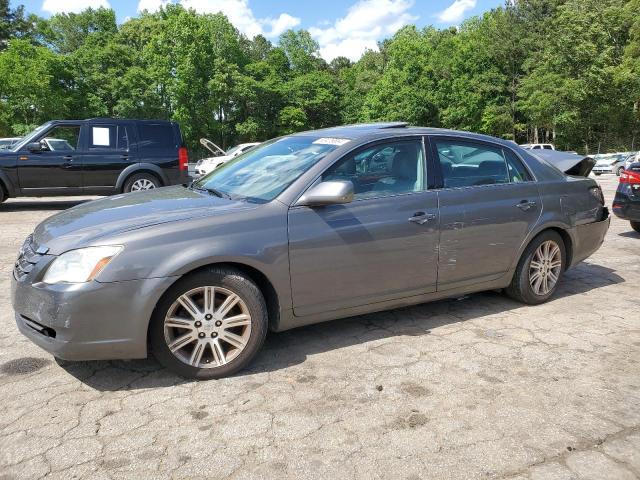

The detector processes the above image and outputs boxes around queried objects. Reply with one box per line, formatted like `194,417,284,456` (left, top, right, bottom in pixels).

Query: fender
0,169,17,196
115,163,170,192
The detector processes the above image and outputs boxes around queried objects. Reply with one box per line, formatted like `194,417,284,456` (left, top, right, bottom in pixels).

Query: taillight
589,186,604,205
620,169,640,184
179,147,188,171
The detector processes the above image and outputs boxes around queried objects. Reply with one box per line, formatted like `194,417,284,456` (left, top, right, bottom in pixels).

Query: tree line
1,0,639,154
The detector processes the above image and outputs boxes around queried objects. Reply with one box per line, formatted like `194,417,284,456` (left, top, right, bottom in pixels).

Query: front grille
13,235,43,280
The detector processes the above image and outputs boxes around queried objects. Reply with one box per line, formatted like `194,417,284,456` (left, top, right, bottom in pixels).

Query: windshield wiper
190,183,232,199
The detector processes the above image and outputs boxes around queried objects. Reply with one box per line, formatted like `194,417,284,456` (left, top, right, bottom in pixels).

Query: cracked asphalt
0,176,639,480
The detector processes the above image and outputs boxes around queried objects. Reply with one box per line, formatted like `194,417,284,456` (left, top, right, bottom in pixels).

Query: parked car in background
593,152,633,176
194,142,260,176
520,143,555,150
0,137,21,150
613,161,640,233
624,153,639,171
0,118,190,203
12,123,609,379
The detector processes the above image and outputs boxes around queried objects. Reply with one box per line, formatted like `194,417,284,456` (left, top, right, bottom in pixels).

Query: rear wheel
0,185,5,203
149,268,268,379
123,173,161,193
616,166,624,176
506,231,566,305
631,221,640,233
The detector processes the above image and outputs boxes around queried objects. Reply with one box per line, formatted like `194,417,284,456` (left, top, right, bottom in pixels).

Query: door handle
409,212,436,225
121,154,129,160
63,155,73,161
515,200,537,211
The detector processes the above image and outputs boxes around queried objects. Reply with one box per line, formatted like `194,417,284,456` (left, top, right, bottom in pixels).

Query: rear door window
435,139,510,188
89,125,129,150
137,123,177,151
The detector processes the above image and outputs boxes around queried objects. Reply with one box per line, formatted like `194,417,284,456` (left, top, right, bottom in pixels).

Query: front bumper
12,274,177,361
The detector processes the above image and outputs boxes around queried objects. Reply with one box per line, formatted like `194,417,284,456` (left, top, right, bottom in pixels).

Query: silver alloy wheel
163,286,252,369
131,178,156,191
529,240,562,296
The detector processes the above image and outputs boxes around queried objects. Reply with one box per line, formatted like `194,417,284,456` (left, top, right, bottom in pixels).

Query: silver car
12,123,610,379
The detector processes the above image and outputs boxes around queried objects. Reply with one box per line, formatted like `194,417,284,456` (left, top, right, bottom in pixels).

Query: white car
520,143,555,150
195,141,260,176
0,137,21,150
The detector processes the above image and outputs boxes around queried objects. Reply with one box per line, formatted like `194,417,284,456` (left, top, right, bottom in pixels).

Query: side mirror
297,180,354,207
27,142,43,153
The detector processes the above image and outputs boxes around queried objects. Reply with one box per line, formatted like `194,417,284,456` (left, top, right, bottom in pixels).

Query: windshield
11,123,50,152
193,136,342,203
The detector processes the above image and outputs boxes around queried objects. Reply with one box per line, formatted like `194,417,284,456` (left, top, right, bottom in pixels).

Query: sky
16,0,504,61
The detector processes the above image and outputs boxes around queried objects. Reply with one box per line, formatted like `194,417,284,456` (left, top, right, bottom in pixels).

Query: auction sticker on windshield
312,137,350,146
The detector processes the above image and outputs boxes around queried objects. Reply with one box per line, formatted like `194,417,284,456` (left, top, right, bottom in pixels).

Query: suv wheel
631,221,640,233
124,173,160,193
149,268,268,379
506,231,566,305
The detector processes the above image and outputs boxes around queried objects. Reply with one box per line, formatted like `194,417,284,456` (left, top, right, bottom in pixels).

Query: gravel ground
0,176,638,480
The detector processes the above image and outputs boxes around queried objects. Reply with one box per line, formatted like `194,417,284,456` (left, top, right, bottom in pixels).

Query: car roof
290,122,517,148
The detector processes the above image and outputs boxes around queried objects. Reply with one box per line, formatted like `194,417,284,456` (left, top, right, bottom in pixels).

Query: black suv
0,118,190,203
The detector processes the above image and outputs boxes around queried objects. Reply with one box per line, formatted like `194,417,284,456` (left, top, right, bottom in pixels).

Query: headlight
43,246,123,284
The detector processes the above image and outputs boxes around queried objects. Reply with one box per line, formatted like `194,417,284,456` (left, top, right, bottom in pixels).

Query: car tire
123,173,161,193
149,267,268,380
616,166,624,176
0,185,5,203
594,172,601,176
505,230,566,305
631,221,640,233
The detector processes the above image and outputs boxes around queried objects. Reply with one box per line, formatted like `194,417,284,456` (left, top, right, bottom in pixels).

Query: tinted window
38,125,81,151
323,140,425,199
543,145,553,150
435,140,509,187
89,125,129,150
137,123,177,150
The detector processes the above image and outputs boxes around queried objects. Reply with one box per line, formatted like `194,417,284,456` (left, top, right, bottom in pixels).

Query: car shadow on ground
0,199,90,211
618,230,640,239
55,262,624,391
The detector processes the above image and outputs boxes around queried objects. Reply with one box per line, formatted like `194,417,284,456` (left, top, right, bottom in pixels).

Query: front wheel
631,221,640,233
149,268,268,379
506,231,566,305
616,166,624,176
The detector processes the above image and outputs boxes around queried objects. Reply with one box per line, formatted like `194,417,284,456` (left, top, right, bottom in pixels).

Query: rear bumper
11,275,176,361
593,166,615,174
570,208,610,266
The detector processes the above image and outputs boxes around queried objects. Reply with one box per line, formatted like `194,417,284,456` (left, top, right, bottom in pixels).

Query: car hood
530,150,595,177
32,186,255,254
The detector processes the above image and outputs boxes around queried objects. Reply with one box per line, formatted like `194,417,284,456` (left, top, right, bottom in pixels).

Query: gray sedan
12,123,610,379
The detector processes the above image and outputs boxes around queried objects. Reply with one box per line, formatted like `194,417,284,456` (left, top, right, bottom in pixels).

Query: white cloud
137,0,171,13
265,13,301,37
309,0,418,62
179,0,300,38
42,0,110,14
436,0,476,23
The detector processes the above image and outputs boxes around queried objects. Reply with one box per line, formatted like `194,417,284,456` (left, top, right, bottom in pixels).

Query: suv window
89,125,129,150
323,140,425,199
38,125,81,151
435,139,511,188
137,123,176,151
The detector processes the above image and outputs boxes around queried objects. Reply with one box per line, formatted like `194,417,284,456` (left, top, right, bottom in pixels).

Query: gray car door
430,136,541,290
287,138,440,317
